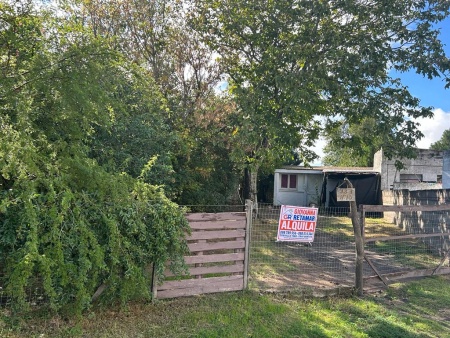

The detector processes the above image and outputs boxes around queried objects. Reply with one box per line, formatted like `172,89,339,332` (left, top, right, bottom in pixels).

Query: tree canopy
430,129,450,151
191,0,450,168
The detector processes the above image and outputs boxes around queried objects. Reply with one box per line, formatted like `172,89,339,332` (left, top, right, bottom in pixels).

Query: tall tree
430,129,450,151
191,0,450,177
76,0,242,204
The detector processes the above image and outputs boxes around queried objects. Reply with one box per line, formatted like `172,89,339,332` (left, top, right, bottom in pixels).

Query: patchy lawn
1,275,450,337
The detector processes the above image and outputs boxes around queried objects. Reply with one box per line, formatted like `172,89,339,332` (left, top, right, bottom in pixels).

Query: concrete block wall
374,149,444,191
382,189,450,256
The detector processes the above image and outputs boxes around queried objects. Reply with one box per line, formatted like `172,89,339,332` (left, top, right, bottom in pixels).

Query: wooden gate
155,204,252,299
361,204,450,287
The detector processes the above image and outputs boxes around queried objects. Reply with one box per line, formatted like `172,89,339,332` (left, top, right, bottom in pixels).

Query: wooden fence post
344,178,364,296
244,199,253,289
151,262,158,300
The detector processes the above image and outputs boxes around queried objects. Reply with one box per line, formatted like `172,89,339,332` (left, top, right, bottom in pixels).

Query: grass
2,275,450,337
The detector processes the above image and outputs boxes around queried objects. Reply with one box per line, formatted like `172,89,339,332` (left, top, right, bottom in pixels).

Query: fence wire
363,208,450,284
2,202,449,314
249,204,356,294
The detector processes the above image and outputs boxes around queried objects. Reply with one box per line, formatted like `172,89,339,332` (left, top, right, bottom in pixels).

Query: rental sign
277,205,318,242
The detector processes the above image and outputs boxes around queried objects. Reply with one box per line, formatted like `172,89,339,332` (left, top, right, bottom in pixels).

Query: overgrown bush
0,2,189,315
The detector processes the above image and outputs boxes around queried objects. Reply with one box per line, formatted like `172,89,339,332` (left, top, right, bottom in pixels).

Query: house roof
322,167,375,174
276,166,377,174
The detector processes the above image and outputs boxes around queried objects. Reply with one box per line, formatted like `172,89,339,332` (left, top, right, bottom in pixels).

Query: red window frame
281,174,297,189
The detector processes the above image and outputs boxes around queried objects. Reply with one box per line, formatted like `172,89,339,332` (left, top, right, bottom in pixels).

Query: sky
312,17,450,165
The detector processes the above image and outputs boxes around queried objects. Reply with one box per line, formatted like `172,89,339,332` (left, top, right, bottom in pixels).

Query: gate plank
186,212,246,222
184,252,245,264
188,240,245,252
157,279,244,299
189,220,246,230
164,263,244,277
158,275,243,290
187,229,246,241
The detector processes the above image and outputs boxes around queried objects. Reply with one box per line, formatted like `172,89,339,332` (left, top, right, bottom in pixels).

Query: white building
273,149,448,207
273,166,377,207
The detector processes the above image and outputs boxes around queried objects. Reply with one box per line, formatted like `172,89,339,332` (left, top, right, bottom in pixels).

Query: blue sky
395,17,450,112
391,16,450,149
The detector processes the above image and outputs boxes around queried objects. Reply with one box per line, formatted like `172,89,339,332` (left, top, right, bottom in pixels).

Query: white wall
273,170,323,206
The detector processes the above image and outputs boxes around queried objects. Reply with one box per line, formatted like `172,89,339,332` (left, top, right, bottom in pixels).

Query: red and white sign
277,205,318,242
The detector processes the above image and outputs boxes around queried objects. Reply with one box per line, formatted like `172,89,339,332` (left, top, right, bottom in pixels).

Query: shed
273,167,323,207
273,166,380,207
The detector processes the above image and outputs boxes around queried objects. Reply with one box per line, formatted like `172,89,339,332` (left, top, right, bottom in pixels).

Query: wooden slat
157,280,243,299
365,232,450,243
365,255,389,286
432,250,450,275
189,220,246,230
188,240,245,252
364,267,450,281
184,252,245,265
186,212,246,222
362,204,450,212
165,263,244,277
158,275,243,290
187,229,245,241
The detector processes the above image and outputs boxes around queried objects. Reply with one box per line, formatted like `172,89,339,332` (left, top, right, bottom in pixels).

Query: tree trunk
249,167,258,203
242,168,251,201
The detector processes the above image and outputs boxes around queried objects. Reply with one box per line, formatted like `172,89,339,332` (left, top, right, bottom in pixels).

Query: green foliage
323,117,384,167
192,0,450,169
78,0,242,204
0,2,189,314
430,129,450,151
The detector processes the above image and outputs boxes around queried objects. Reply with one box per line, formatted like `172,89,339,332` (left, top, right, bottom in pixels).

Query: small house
273,166,379,207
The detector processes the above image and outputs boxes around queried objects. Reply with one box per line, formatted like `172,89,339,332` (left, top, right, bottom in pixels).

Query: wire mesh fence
249,203,356,295
250,202,450,294
363,206,450,286
2,201,449,314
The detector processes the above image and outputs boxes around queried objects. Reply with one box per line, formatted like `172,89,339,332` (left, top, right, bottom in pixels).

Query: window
281,174,297,189
399,174,422,183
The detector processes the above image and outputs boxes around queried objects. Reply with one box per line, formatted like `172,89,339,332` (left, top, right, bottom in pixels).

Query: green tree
430,129,450,151
322,117,383,167
0,2,188,314
77,0,242,204
192,0,450,177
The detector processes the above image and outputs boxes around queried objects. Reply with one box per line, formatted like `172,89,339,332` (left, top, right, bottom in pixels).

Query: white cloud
414,108,450,149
